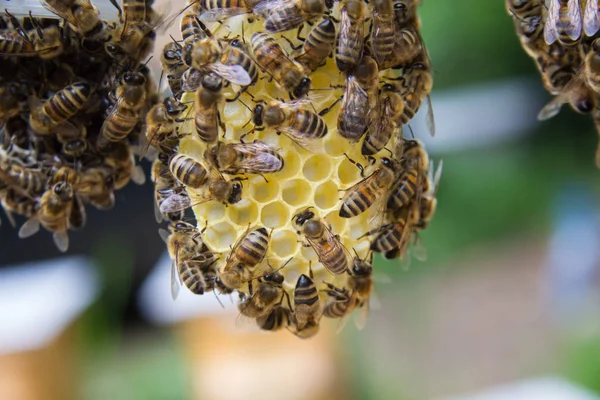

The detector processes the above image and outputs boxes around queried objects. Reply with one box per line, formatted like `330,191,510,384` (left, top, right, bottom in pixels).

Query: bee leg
281,36,303,51
308,261,314,279
5,9,31,43
258,173,269,183
318,96,342,116
343,153,366,177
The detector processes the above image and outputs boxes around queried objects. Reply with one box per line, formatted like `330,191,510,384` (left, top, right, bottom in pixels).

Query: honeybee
238,270,286,318
0,159,45,195
506,0,545,52
75,167,115,210
99,71,146,145
291,273,322,339
19,181,73,253
339,157,401,219
206,140,284,175
390,26,423,68
362,92,403,156
252,98,328,151
143,96,187,154
386,139,428,212
254,0,327,33
537,67,595,120
293,208,351,275
392,0,419,27
584,0,600,37
0,12,63,59
194,73,225,144
41,0,104,37
336,56,379,143
2,116,29,149
364,206,412,259
29,82,92,135
183,30,252,86
584,38,600,94
336,0,367,72
163,221,218,299
292,17,336,73
1,188,37,227
371,0,397,68
160,41,187,97
181,10,207,45
220,226,270,289
251,32,311,98
256,304,291,331
102,141,146,189
411,159,443,231
220,36,260,99
167,153,243,206
196,0,260,21
545,0,583,46
152,155,186,222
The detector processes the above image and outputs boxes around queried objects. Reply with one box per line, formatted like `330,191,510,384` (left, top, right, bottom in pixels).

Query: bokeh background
3,1,600,399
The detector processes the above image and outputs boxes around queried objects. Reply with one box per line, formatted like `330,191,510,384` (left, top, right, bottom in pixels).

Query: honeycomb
154,1,437,337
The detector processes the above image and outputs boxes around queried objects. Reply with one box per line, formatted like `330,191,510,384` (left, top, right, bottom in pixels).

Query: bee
220,226,270,289
0,158,45,195
152,155,186,222
506,0,545,52
2,116,29,149
48,165,79,186
336,0,367,72
256,304,291,331
584,38,600,95
220,36,260,100
323,284,355,320
183,28,252,86
362,92,403,156
392,0,420,27
181,10,206,45
291,273,322,339
293,208,351,275
76,167,115,210
163,221,219,299
411,159,443,231
537,67,595,120
29,82,92,135
19,181,74,253
0,83,26,124
194,73,225,144
364,206,412,259
386,139,429,212
254,0,327,33
0,12,63,59
238,270,287,318
167,153,243,205
545,0,583,46
196,0,260,21
160,41,187,97
293,16,336,73
251,32,311,98
104,5,162,62
41,0,104,37
339,157,401,219
252,98,328,151
143,96,187,154
1,188,37,227
206,140,284,175
336,56,379,143
584,0,600,37
389,25,423,68
56,121,89,159
371,0,397,68
99,71,146,145
102,141,146,190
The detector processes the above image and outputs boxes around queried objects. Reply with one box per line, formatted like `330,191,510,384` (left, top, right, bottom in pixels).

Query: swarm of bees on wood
149,0,441,338
507,0,600,165
0,0,161,251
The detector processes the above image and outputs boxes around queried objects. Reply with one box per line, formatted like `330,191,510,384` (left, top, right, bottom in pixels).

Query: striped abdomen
169,154,208,189
0,33,34,55
201,0,245,10
251,32,286,73
296,18,336,71
123,0,146,23
324,297,352,318
234,227,269,266
338,82,368,142
43,82,91,124
194,104,219,143
371,14,396,67
221,47,259,86
316,236,349,275
181,12,204,44
335,1,365,72
387,168,419,211
339,171,385,218
102,107,138,142
264,2,302,32
370,220,406,253
293,274,321,329
6,164,45,194
179,253,217,294
391,28,422,67
257,305,290,331
288,109,328,139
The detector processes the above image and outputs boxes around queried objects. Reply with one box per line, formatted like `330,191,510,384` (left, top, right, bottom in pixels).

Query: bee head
252,102,265,126
227,181,243,204
264,271,284,285
123,71,145,86
292,78,311,99
293,208,315,227
352,258,373,276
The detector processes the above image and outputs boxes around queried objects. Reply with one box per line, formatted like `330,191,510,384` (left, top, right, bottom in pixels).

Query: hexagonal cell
223,101,252,130
301,244,318,261
352,239,371,257
302,154,332,182
314,181,340,210
337,157,363,185
282,179,313,206
260,201,290,229
275,150,301,179
324,135,352,157
349,221,369,241
199,202,226,221
205,221,237,252
259,129,281,148
271,229,300,258
228,199,259,225
324,210,348,235
249,177,280,203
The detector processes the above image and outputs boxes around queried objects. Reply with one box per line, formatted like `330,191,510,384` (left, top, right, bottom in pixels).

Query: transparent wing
371,13,396,65
353,299,370,331
566,0,583,40
41,0,79,28
53,230,69,253
340,4,365,57
411,232,427,262
425,94,435,137
132,165,146,185
277,125,324,153
171,259,181,300
545,0,560,44
154,194,164,223
160,192,192,213
182,68,204,92
253,0,289,17
230,142,284,172
305,226,351,275
538,70,586,120
584,0,600,36
200,7,248,21
432,159,443,196
341,77,369,142
18,217,40,238
209,62,252,86
159,228,170,243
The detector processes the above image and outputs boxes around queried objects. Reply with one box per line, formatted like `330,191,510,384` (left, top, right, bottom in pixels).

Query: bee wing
199,7,248,22
275,125,323,153
18,217,40,238
171,258,181,300
230,142,284,172
431,159,443,196
208,62,252,86
53,230,69,253
182,68,204,93
279,93,328,110
353,299,370,331
566,0,583,40
305,226,352,275
584,0,600,36
132,165,146,185
154,195,164,223
159,228,170,243
371,13,396,65
41,0,79,28
253,0,289,17
0,204,16,228
411,232,427,262
340,3,365,56
425,94,435,137
545,0,560,44
538,69,586,120
160,192,192,213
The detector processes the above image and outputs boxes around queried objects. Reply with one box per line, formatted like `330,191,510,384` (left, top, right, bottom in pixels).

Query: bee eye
231,39,240,47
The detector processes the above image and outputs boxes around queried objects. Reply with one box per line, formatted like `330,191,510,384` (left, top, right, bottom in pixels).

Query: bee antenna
407,124,415,139
238,99,252,112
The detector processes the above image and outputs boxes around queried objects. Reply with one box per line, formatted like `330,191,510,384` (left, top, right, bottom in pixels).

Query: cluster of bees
149,0,440,337
506,0,600,165
0,0,163,251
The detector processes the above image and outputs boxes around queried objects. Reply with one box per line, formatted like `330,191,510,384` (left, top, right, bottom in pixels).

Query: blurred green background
3,1,600,399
